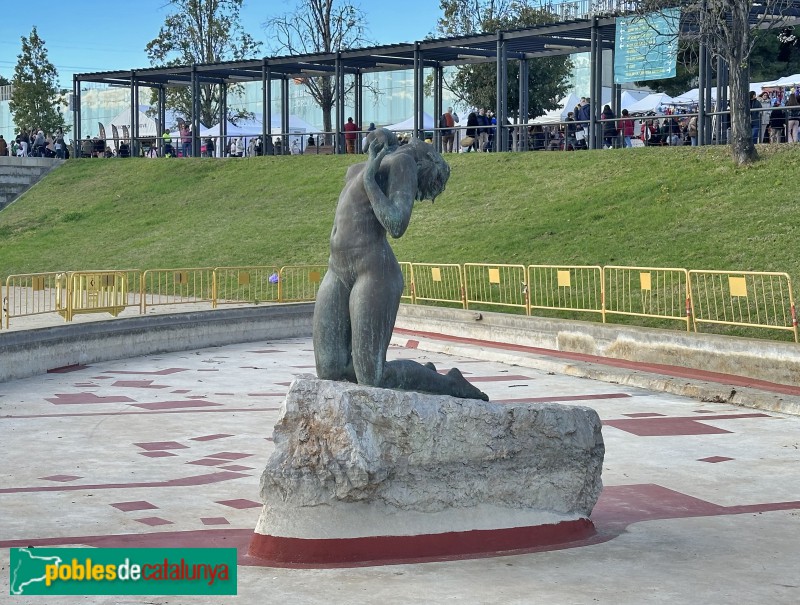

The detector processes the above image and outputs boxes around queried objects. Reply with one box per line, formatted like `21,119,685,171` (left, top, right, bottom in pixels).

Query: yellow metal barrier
409,263,465,308
59,270,139,322
399,262,414,303
140,268,214,313
689,270,798,341
277,265,328,303
528,265,604,319
214,266,280,306
604,266,690,330
463,263,528,314
3,272,65,329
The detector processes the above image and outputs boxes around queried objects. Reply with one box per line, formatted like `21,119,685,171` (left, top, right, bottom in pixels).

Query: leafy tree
9,27,67,135
435,1,572,119
264,0,373,139
145,0,262,127
0,74,10,87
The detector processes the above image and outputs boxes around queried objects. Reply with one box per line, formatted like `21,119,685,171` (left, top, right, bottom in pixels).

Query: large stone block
250,378,604,565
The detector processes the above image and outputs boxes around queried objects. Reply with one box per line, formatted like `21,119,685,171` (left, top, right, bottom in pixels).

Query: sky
0,0,444,87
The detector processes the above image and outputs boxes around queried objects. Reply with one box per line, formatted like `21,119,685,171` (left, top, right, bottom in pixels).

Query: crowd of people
0,128,68,158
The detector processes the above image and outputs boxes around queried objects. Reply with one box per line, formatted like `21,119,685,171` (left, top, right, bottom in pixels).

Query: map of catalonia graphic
10,548,63,595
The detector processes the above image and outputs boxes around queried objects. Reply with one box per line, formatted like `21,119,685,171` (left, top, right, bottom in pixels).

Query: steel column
589,20,598,149
519,59,529,152
496,32,508,152
413,44,421,138
73,76,81,158
281,76,289,152
698,37,707,146
335,54,343,153
434,65,442,151
129,72,136,156
265,67,272,152
356,70,363,152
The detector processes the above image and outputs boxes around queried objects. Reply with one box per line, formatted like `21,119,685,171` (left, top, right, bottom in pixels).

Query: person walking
618,109,635,148
440,107,457,152
0,134,7,157
786,93,800,143
601,105,616,148
344,117,358,154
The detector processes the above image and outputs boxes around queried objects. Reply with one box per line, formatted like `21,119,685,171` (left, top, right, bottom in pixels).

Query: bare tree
639,0,800,165
264,0,373,139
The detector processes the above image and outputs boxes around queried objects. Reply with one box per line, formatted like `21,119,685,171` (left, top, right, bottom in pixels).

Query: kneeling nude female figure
313,129,488,401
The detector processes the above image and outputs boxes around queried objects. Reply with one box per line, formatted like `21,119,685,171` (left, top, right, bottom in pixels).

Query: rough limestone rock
256,377,604,539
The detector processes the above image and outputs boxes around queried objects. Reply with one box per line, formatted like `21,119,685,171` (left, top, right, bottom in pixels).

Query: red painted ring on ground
247,518,595,567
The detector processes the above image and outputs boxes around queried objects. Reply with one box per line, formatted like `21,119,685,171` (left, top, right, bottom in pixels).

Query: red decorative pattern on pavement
103,368,189,375
139,451,177,458
46,393,135,405
604,413,769,436
39,475,83,482
220,465,254,472
111,501,158,512
135,441,188,451
112,380,169,389
495,393,631,404
216,499,262,509
201,517,231,526
135,517,173,526
187,459,229,466
698,456,735,463
623,412,665,418
0,470,248,495
207,452,252,461
190,434,234,441
131,400,222,410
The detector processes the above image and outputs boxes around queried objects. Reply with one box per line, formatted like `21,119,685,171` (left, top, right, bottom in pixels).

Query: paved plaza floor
1,329,799,604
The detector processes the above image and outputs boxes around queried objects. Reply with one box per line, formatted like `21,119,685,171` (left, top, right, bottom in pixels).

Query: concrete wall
395,305,800,388
0,303,314,383
0,157,64,210
4,301,800,395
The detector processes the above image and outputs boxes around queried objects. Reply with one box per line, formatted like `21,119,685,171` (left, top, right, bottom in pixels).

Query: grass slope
1,146,798,278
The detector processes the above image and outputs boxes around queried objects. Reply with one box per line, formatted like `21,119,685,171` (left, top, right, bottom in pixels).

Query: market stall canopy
385,113,436,131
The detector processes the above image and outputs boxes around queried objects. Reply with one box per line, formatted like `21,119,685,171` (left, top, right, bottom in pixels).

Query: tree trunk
726,1,757,166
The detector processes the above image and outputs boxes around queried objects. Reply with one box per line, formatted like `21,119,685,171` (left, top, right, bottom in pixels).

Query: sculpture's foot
424,362,437,372
446,368,489,401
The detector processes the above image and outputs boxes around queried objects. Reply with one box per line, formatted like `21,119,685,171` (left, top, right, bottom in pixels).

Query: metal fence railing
140,267,215,313
605,266,691,330
277,265,327,303
463,263,529,314
528,265,604,319
214,266,280,306
3,272,64,329
408,263,464,308
4,263,800,344
689,270,798,342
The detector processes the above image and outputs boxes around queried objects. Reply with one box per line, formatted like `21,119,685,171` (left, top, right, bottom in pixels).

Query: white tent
620,90,649,111
384,112,436,131
199,115,313,156
531,93,581,125
624,93,677,114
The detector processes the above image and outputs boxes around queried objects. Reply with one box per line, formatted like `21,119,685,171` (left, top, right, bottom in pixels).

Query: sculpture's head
399,138,450,203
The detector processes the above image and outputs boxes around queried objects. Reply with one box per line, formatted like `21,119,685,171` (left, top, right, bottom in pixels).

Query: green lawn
1,145,798,278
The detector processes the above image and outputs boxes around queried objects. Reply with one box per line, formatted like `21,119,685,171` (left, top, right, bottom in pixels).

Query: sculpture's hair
364,128,399,156
397,138,450,202
364,129,450,202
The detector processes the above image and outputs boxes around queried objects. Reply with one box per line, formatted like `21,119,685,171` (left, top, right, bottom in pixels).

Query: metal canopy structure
72,2,800,155
73,16,621,156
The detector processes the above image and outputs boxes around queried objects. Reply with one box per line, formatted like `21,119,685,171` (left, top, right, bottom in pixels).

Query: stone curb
389,334,800,417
